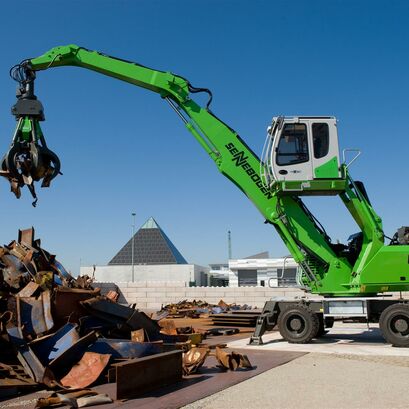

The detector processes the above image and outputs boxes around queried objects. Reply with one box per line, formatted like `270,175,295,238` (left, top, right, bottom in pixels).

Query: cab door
271,121,313,181
311,119,341,179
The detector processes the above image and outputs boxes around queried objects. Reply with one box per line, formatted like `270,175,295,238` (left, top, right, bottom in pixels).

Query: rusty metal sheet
76,393,113,407
48,331,97,379
0,363,38,389
2,254,27,289
21,256,38,280
131,329,145,342
87,338,162,359
183,347,209,375
215,347,237,370
114,350,183,400
36,390,112,408
60,352,111,389
78,315,114,335
215,347,252,371
18,227,34,247
17,281,40,298
159,319,178,335
52,287,100,326
29,323,79,365
51,259,70,278
6,325,45,382
105,290,119,302
81,297,162,340
18,290,54,336
8,243,29,260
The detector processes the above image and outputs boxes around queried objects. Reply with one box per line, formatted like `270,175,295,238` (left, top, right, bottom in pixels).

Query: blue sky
0,0,408,273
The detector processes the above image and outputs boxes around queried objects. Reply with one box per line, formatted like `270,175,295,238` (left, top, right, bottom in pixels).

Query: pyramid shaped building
109,217,187,265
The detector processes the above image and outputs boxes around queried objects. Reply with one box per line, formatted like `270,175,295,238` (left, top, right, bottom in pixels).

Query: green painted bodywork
314,156,339,178
25,44,409,296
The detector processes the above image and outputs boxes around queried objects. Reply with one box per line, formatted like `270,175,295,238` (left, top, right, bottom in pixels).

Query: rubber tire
278,304,320,344
379,303,409,347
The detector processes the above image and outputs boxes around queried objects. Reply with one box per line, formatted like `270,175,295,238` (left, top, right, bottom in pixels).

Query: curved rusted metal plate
60,352,111,389
183,347,209,375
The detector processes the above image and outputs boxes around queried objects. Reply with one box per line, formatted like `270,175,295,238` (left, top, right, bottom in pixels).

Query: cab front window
276,123,309,166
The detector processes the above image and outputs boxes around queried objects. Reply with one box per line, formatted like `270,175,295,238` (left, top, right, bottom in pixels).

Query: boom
3,44,409,297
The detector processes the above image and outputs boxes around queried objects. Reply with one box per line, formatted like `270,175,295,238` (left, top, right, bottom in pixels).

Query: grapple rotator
0,63,61,206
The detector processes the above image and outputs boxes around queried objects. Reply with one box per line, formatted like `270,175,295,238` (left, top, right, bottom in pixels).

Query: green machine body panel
314,157,339,179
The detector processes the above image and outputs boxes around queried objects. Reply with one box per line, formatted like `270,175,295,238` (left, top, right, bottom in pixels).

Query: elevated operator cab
262,116,342,185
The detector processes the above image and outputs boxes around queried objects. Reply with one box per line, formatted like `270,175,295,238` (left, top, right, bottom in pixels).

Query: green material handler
3,45,409,346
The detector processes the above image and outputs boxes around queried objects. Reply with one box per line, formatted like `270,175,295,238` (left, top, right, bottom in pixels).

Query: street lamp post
228,230,232,260
131,212,136,282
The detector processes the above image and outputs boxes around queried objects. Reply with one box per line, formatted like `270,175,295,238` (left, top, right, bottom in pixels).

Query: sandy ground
182,352,409,409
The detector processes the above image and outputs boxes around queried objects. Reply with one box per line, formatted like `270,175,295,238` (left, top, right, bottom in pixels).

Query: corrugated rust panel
115,350,183,399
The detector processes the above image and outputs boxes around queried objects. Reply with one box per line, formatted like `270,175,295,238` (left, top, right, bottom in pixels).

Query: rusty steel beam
114,350,183,399
18,228,35,247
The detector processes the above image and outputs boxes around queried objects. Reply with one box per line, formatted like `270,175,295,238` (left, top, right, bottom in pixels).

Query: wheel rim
390,314,409,338
286,314,306,335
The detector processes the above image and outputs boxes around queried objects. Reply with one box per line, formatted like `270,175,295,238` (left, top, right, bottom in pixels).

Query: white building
207,263,230,286
228,253,299,287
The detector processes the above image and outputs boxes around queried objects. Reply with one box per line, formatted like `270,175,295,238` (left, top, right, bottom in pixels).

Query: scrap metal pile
159,299,260,327
1,228,253,406
0,228,182,403
160,299,253,318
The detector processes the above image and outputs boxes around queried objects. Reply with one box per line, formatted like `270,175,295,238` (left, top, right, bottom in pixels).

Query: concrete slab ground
227,322,409,357
182,322,409,409
182,352,409,409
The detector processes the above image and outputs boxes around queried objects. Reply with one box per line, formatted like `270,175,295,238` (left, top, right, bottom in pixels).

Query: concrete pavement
183,323,409,409
183,352,409,409
227,322,409,357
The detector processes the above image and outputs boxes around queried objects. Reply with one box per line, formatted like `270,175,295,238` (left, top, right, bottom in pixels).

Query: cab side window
312,123,329,159
276,123,309,166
